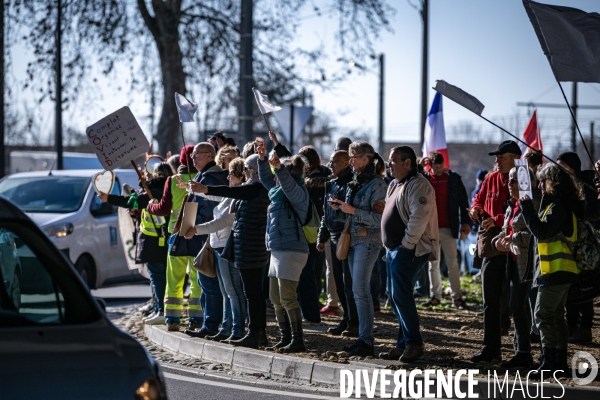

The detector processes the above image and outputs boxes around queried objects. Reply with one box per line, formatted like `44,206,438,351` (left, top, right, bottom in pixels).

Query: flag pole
475,113,596,191
179,122,192,182
261,113,273,133
555,81,597,171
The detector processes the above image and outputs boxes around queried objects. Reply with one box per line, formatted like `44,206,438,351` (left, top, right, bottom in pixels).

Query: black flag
524,0,600,83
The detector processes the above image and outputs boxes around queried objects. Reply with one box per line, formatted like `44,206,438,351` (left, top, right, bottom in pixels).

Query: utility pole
378,54,385,156
571,82,578,152
55,0,63,170
591,121,595,168
419,0,429,150
289,104,295,154
0,0,5,177
239,0,254,144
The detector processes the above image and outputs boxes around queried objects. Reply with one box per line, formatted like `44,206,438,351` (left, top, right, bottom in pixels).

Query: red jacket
471,171,509,228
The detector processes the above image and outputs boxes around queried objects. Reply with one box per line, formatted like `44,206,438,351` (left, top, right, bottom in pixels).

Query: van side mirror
91,202,114,217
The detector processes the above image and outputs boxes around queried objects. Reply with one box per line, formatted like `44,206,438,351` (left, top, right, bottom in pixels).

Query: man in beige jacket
380,146,438,363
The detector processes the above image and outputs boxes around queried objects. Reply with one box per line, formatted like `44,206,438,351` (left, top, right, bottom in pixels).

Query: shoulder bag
193,240,216,277
336,217,352,260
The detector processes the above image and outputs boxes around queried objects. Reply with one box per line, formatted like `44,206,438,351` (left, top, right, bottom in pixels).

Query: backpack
572,219,600,272
289,199,321,244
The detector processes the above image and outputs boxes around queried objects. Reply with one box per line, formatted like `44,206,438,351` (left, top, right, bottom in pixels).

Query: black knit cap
557,152,581,173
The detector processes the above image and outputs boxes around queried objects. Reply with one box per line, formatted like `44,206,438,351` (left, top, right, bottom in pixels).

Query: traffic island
143,324,600,399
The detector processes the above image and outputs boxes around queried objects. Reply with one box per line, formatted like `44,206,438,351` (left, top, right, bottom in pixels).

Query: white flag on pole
252,88,281,114
175,93,198,123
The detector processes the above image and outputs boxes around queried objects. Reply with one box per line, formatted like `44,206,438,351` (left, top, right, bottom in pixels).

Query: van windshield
0,177,90,213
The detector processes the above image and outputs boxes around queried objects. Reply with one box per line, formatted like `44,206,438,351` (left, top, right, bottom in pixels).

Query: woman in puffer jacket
184,158,247,344
328,140,387,357
492,166,540,369
189,154,270,349
257,146,310,353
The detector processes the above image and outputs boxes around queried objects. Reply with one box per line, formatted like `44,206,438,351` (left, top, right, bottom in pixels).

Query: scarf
268,177,306,203
347,163,377,204
244,170,260,186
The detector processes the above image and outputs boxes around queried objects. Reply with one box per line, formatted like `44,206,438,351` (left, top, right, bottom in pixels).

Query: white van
0,169,145,288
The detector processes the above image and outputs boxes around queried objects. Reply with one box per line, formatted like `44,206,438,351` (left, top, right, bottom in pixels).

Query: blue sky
8,0,600,155
302,0,600,150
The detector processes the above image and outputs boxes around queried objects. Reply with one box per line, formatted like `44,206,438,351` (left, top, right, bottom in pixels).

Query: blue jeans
348,241,382,347
215,251,246,337
198,269,223,334
146,262,167,313
386,246,430,348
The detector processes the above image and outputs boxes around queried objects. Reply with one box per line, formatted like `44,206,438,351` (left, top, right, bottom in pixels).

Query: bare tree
6,0,394,153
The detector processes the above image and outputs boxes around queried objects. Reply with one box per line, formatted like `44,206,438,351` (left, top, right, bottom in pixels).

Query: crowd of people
99,130,600,373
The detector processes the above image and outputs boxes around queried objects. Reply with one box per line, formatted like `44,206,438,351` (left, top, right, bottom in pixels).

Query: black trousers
566,300,595,330
482,254,510,350
330,238,359,328
297,243,322,323
508,257,531,353
240,266,267,333
370,247,387,303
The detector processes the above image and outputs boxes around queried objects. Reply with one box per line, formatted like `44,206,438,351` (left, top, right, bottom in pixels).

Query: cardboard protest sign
86,107,149,170
92,170,115,194
179,202,198,237
515,159,533,199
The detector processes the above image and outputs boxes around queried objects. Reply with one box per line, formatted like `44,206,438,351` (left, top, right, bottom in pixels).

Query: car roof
0,195,32,221
4,169,138,178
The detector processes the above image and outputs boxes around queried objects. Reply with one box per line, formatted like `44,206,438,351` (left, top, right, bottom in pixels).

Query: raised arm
258,158,277,191
146,177,173,216
207,183,262,200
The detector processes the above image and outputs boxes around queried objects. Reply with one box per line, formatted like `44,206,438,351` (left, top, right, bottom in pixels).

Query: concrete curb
144,325,600,399
144,324,375,386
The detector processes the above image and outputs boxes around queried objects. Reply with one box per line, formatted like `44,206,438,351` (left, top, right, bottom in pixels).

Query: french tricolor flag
422,92,450,168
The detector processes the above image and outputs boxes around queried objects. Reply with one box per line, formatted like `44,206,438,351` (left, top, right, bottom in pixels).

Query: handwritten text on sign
86,106,149,170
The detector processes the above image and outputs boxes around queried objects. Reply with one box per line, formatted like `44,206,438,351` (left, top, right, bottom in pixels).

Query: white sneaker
142,311,158,322
145,314,166,325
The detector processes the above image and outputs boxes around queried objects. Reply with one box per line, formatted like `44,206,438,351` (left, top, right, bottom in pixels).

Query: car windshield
0,176,90,213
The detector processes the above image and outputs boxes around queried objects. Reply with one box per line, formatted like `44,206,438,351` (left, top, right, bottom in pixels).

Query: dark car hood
0,317,154,399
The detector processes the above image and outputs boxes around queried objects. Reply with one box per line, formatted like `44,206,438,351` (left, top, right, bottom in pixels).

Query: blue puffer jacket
346,175,388,246
258,158,310,254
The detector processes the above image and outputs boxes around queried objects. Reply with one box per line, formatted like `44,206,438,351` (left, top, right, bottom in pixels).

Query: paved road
161,363,341,400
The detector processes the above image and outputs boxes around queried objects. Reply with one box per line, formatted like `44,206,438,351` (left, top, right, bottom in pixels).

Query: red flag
519,110,543,156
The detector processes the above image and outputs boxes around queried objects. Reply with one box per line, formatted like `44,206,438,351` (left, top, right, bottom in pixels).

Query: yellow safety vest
537,205,579,276
139,209,165,237
168,174,193,233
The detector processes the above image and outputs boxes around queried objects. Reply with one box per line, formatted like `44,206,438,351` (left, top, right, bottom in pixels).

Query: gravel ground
109,277,600,387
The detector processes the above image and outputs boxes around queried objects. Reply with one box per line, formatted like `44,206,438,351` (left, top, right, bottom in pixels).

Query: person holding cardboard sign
178,142,229,339
146,146,203,332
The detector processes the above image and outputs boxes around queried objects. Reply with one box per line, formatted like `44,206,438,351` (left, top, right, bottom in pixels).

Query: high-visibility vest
168,174,194,233
537,204,579,276
139,209,165,237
